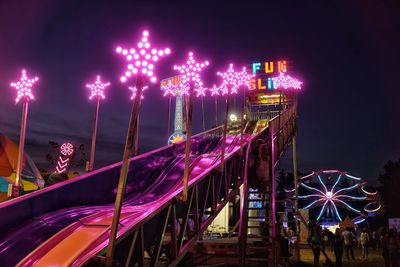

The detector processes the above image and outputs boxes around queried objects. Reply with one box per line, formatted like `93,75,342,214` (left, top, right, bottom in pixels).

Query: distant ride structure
286,169,381,225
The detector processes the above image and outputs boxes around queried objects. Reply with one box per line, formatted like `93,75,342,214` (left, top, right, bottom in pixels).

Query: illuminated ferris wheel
286,169,381,224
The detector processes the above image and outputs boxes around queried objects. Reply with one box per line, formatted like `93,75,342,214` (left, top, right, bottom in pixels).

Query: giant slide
0,126,251,266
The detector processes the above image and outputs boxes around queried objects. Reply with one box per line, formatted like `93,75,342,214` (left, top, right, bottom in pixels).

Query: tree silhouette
377,159,400,218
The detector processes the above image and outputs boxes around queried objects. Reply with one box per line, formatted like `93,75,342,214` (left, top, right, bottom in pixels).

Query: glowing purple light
86,75,110,100
129,85,148,100
194,86,208,97
161,80,189,97
173,51,209,88
115,30,171,84
272,72,303,89
209,84,220,96
162,81,175,96
217,64,241,94
10,69,39,103
237,66,254,89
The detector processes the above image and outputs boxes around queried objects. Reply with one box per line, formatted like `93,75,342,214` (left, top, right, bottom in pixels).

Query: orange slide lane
17,136,243,267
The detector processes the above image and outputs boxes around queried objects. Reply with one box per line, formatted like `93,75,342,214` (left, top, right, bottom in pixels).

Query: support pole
292,134,300,262
239,140,252,266
270,125,277,266
106,78,143,266
182,84,194,201
215,96,218,126
220,91,230,172
292,94,300,262
134,113,140,156
201,96,205,131
9,100,29,197
240,86,246,151
167,95,171,142
88,98,100,171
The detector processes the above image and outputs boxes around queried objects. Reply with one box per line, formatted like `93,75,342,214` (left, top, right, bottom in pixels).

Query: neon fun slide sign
250,60,302,90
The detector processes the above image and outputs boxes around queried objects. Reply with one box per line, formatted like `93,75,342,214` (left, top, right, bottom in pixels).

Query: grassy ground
289,246,384,267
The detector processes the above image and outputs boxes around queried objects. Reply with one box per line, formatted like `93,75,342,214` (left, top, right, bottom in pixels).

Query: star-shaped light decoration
162,81,175,96
237,66,254,90
11,69,39,103
129,85,148,100
173,52,209,88
115,30,171,84
271,72,303,90
194,86,207,97
217,64,240,95
161,80,189,96
86,75,111,100
209,84,220,96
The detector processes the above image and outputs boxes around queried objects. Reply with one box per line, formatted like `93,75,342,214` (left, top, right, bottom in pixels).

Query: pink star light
86,75,110,100
115,30,171,84
272,72,303,89
129,85,148,100
10,69,39,103
194,86,207,97
161,80,189,96
217,64,240,95
237,66,254,89
162,81,175,96
209,84,220,96
173,52,209,87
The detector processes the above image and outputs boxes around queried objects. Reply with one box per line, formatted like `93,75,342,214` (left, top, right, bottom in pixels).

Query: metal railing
0,107,297,267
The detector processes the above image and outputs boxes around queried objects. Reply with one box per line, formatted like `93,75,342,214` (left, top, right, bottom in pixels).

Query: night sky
0,1,399,183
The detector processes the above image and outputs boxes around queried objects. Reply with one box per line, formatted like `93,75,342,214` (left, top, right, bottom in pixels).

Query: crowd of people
307,224,400,266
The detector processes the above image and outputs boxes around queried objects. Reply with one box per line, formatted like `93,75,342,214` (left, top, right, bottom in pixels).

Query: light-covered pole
195,85,208,131
106,30,171,266
9,69,39,198
271,71,303,262
209,84,220,126
217,64,240,172
237,67,254,150
173,52,209,201
86,75,110,171
129,85,148,156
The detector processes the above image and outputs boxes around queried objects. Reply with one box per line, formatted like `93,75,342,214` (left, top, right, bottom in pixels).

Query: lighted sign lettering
250,60,302,91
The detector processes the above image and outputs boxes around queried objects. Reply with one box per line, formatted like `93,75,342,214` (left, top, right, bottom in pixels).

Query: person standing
380,227,390,267
332,228,344,267
360,228,370,259
387,229,399,267
342,227,355,260
309,225,322,266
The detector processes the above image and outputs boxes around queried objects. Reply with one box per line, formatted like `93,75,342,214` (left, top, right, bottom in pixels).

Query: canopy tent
339,215,356,229
0,134,44,200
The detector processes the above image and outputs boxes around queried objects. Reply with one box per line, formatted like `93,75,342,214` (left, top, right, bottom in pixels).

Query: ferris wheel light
296,170,378,222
